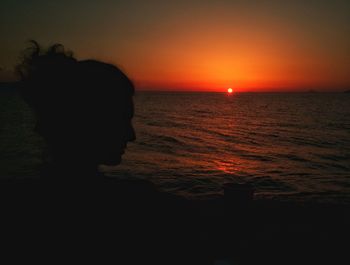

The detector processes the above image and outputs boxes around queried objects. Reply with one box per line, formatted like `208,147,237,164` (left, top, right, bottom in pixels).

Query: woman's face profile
17,41,136,174
97,111,136,166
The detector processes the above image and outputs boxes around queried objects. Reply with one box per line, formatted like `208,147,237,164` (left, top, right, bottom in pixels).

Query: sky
1,0,349,92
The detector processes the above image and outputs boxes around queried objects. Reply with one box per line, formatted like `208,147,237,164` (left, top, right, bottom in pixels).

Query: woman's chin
99,153,123,165
103,157,122,166
98,159,122,173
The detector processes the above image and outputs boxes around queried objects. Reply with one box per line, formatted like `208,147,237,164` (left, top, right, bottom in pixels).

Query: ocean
1,90,350,203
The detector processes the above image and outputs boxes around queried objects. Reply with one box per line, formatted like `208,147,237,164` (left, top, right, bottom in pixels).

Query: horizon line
136,88,350,93
0,81,348,93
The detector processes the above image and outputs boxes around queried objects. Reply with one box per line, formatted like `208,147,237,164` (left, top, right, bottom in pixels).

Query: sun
227,88,233,93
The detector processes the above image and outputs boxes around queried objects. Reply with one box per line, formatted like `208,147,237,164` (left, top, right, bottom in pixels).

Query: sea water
1,90,350,202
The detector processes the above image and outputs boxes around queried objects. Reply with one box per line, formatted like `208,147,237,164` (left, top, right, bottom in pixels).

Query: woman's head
17,41,135,174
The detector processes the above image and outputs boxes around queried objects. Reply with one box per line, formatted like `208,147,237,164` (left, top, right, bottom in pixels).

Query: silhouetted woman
16,41,136,183
15,41,206,265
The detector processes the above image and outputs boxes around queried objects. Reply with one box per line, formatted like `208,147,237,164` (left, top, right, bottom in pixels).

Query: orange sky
1,1,350,92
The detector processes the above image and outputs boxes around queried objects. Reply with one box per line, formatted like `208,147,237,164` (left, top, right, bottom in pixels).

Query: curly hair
17,41,134,170
16,40,75,79
16,41,78,111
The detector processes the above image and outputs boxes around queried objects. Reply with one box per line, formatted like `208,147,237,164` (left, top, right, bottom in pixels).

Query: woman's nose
127,125,136,142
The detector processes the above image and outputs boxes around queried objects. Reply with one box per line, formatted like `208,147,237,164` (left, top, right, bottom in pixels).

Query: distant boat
306,89,317,93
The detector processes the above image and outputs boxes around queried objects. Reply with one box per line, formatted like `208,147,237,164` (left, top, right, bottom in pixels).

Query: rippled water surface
108,92,350,201
1,91,350,202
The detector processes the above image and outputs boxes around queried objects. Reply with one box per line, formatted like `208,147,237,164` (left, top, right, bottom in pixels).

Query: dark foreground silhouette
15,41,136,181
1,42,349,264
3,181,349,265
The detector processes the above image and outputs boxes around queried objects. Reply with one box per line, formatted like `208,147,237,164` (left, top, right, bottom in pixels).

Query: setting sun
228,88,233,93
